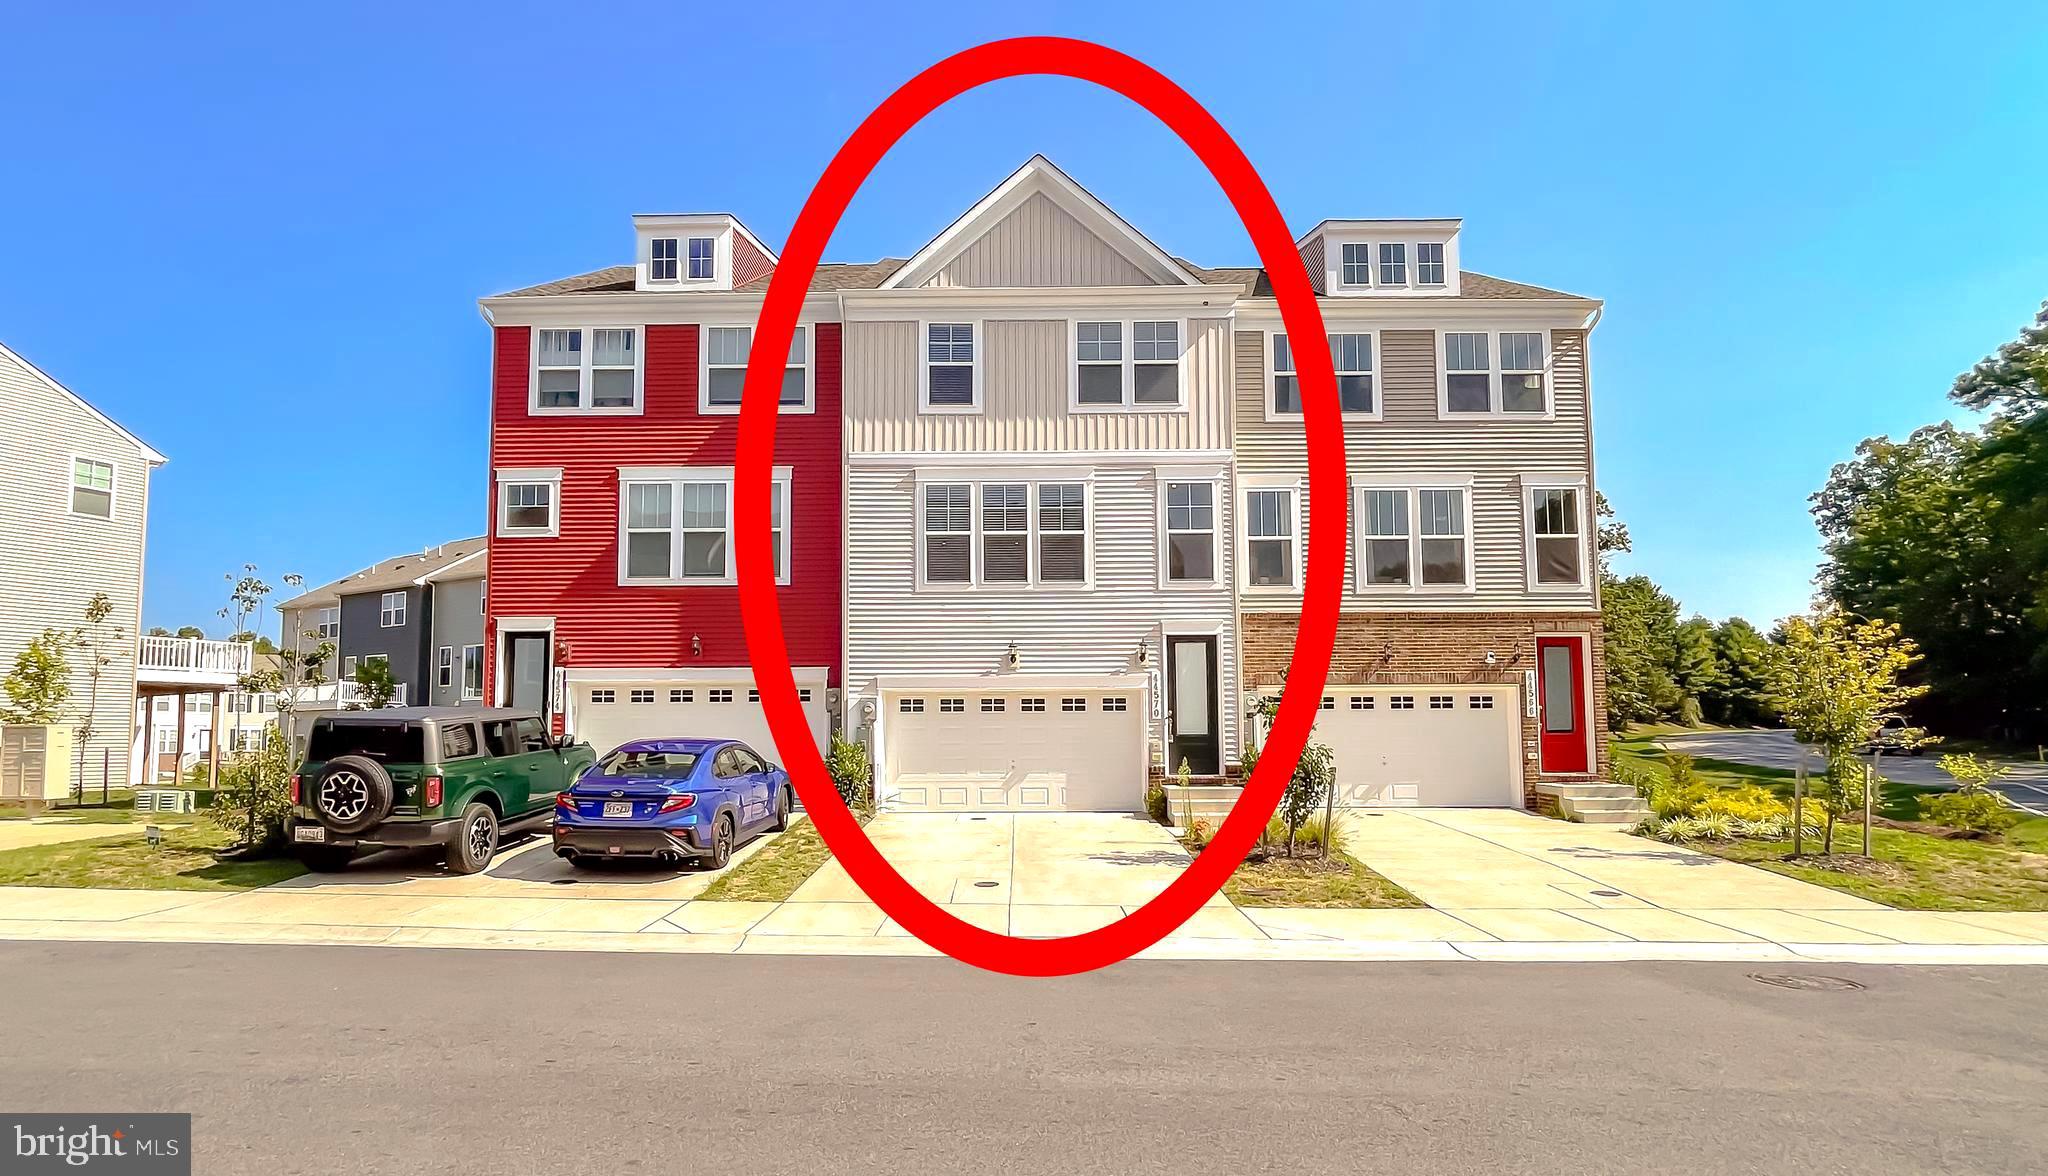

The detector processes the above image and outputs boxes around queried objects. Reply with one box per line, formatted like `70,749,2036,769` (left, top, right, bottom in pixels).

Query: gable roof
277,536,488,610
879,155,1202,290
0,341,167,465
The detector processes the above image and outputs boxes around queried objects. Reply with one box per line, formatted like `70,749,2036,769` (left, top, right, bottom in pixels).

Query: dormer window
1340,243,1372,286
687,237,715,280
1416,242,1446,286
650,237,679,281
1378,243,1407,286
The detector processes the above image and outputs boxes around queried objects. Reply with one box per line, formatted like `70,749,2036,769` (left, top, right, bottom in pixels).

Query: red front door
1536,636,1589,774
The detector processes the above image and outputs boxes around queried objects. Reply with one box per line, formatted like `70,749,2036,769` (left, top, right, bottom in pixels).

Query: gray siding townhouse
279,538,486,707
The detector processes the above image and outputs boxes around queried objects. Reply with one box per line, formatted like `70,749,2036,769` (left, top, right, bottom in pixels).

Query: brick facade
1241,611,1608,808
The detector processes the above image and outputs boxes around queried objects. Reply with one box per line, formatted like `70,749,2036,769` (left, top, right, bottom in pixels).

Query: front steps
1158,784,1243,826
1537,780,1651,825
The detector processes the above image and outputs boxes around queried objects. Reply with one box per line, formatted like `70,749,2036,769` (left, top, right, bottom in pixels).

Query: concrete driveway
776,812,1248,940
1660,729,2048,814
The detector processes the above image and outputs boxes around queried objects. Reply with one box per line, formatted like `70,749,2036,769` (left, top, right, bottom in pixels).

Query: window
1530,486,1585,586
1378,243,1407,286
497,471,559,537
900,698,924,713
342,656,357,679
1132,321,1180,404
982,483,1029,582
533,327,640,413
591,689,616,704
703,325,809,411
1271,334,1299,414
650,237,678,281
672,689,691,703
1164,481,1216,583
1430,695,1455,710
1390,695,1416,710
379,591,406,628
1469,695,1494,709
314,607,339,641
513,717,549,752
1320,696,1335,710
687,237,715,280
709,688,733,703
437,646,453,688
1443,330,1548,416
1103,697,1128,712
1332,333,1374,414
1416,242,1446,286
1359,486,1470,590
1350,695,1373,710
1062,698,1086,712
940,697,965,713
461,645,483,700
1038,483,1087,583
1021,697,1045,712
1075,321,1123,405
1245,488,1296,588
619,473,790,585
923,483,972,584
799,688,812,703
1340,242,1372,286
70,458,114,518
747,688,760,702
631,688,655,704
924,323,977,410
980,697,1005,712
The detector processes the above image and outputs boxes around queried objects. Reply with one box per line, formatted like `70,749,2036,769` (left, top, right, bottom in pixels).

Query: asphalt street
2,941,2044,1174
1662,728,2048,814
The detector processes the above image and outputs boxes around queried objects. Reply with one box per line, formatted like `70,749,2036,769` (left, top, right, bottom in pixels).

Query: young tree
1,629,81,725
174,625,206,639
1245,687,1336,858
354,659,399,709
1767,611,1928,853
72,593,124,795
217,571,326,851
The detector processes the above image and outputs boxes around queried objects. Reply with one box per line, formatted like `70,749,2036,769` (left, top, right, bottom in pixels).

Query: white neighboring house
0,341,172,791
135,678,278,786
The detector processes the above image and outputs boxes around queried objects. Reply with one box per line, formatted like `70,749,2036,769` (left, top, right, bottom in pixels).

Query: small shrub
1693,784,1791,823
1144,779,1169,825
1610,758,1657,800
825,731,873,814
1690,811,1737,841
1936,753,2010,797
1263,814,1334,853
1662,751,1703,791
1648,782,1710,820
1921,791,2019,834
1677,696,1705,728
1655,816,1708,842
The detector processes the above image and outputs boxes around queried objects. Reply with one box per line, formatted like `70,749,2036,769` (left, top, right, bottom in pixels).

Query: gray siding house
279,539,486,707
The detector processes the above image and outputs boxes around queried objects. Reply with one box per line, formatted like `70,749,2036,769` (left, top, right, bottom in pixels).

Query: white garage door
572,682,828,764
1308,687,1519,807
884,688,1146,812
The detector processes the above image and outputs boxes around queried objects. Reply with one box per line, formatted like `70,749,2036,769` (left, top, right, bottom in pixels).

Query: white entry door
571,681,827,764
1306,687,1519,807
883,688,1146,812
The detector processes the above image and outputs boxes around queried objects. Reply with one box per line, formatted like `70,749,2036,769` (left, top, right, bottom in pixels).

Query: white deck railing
137,636,253,681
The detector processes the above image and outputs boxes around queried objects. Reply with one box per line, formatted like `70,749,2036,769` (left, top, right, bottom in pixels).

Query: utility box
0,724,77,814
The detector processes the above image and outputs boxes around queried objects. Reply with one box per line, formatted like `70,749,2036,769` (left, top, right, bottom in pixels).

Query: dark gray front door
1167,636,1219,775
505,633,550,714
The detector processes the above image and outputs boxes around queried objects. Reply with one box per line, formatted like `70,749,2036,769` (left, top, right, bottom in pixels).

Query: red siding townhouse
478,214,842,755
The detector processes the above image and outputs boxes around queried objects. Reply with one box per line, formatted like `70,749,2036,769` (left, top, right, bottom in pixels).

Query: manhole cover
1749,973,1865,992
973,881,1000,889
1591,889,1623,897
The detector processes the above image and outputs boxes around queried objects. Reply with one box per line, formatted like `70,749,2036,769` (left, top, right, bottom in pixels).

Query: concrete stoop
1158,784,1245,826
1537,779,1651,824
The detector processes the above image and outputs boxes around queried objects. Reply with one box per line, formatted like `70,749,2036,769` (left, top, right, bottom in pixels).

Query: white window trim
1331,237,1450,293
495,466,563,538
437,646,455,688
313,606,340,641
68,454,117,520
913,471,1095,591
1238,474,1303,595
685,235,718,282
614,466,794,588
1524,477,1591,593
527,325,646,416
1413,241,1449,288
1155,472,1225,590
1264,329,1381,423
1350,476,1477,595
460,644,484,701
1436,328,1554,420
697,323,817,415
1067,317,1190,413
648,236,680,283
379,591,407,628
918,319,983,415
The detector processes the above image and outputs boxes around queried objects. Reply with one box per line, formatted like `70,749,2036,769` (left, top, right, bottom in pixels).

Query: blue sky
4,1,2043,636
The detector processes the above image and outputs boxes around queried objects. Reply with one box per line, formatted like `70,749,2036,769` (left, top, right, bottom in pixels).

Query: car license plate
293,825,327,843
603,801,633,818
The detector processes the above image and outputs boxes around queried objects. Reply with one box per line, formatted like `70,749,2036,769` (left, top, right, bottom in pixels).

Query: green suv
288,707,596,874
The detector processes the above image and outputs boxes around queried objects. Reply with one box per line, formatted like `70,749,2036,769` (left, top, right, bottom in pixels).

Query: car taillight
555,792,578,813
658,794,696,814
424,776,443,808
288,775,300,804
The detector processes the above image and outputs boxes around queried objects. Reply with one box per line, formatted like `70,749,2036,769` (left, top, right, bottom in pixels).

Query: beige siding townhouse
0,341,165,790
1233,221,1608,813
843,157,1245,811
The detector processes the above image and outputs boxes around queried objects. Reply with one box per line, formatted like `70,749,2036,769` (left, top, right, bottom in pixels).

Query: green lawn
1615,725,2048,910
697,819,835,903
0,822,304,891
0,789,157,822
1221,850,1423,909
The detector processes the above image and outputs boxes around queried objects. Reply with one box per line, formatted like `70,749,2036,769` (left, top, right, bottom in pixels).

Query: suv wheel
446,803,499,875
313,755,395,834
770,786,791,832
706,814,734,870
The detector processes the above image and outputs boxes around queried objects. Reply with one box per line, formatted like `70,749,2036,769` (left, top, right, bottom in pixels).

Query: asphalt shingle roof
277,537,488,611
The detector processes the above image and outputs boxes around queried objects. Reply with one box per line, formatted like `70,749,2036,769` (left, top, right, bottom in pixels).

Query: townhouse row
473,157,1607,814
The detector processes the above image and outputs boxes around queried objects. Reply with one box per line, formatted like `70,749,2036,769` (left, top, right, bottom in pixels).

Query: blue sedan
552,738,794,870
